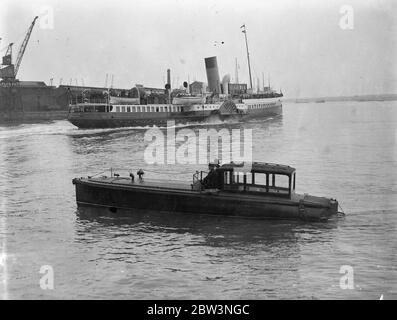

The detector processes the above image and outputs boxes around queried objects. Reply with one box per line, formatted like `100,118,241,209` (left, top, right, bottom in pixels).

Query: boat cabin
199,162,296,198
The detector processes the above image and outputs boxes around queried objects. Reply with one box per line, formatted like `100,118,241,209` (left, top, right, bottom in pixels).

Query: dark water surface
0,101,396,299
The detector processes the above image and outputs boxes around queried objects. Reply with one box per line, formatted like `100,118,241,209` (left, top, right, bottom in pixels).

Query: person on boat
137,169,144,181
129,173,135,182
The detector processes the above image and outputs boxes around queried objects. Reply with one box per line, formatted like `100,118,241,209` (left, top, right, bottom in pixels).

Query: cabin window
292,172,296,190
242,172,291,195
272,175,289,189
267,174,290,195
137,106,141,112
254,173,267,187
116,106,120,112
164,106,168,112
131,106,136,112
122,106,126,112
127,107,131,112
245,172,253,184
156,107,159,112
224,171,232,185
232,172,240,184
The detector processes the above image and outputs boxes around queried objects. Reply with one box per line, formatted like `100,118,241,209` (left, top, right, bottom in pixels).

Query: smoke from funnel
205,56,221,94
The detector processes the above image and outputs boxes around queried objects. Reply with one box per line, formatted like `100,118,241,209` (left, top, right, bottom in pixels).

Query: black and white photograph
0,0,396,304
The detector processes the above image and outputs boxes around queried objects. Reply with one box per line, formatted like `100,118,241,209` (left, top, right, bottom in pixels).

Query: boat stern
297,194,340,221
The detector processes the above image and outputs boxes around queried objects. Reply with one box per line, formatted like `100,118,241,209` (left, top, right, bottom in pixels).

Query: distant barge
72,162,341,221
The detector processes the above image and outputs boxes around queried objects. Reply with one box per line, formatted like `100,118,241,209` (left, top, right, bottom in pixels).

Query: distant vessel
67,87,283,128
72,161,341,221
68,25,283,129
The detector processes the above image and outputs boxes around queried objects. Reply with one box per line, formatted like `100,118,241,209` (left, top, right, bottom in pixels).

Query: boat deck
88,176,192,191
79,176,331,208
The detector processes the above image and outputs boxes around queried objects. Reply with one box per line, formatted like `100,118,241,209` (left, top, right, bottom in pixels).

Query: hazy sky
1,0,396,98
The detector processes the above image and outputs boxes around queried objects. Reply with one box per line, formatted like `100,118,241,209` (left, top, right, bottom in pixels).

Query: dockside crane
0,16,38,82
14,16,38,78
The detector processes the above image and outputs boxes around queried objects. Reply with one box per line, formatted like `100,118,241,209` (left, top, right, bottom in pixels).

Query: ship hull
68,103,282,129
72,177,336,221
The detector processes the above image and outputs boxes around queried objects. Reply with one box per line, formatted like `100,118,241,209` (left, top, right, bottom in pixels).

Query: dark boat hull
72,177,337,221
67,104,282,129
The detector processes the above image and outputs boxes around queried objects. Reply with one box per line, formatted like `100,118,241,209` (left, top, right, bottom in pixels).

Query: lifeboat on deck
172,94,206,105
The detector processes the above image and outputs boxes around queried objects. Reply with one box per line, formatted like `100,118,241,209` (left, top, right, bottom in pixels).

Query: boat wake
0,120,74,140
0,114,282,140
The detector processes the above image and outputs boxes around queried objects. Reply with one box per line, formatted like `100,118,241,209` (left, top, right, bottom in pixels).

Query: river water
0,101,396,299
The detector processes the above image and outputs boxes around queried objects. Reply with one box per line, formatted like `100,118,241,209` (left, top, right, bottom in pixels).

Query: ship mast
235,58,239,84
241,24,253,90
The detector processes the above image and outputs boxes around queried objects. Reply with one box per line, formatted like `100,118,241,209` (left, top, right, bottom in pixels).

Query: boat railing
192,170,208,183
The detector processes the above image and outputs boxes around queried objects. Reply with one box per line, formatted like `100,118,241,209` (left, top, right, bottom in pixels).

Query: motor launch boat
72,161,342,221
